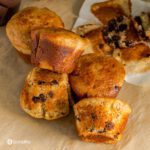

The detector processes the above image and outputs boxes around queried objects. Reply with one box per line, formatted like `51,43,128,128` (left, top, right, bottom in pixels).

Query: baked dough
31,27,88,73
20,67,70,120
102,16,133,49
84,27,112,55
69,53,125,99
91,0,131,25
74,97,131,144
113,42,150,74
6,7,64,62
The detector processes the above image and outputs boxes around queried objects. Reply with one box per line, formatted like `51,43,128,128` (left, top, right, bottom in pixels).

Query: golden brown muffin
6,7,64,62
91,0,131,25
31,27,88,73
69,53,125,99
113,43,150,74
20,67,70,120
133,12,150,41
74,98,131,144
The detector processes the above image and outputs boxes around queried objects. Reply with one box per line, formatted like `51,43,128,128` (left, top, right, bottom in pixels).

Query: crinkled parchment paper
0,0,149,150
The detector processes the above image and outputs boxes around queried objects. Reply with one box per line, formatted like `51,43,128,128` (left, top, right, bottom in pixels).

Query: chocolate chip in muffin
115,26,120,33
143,53,150,57
39,94,46,101
114,41,120,48
38,80,45,85
117,16,124,22
48,91,54,98
71,72,79,76
32,96,39,102
98,130,105,133
91,113,97,121
108,19,117,31
114,132,120,139
114,85,120,92
134,16,142,25
32,94,46,103
61,112,66,115
104,121,114,130
119,24,128,32
50,80,59,85
104,37,112,44
138,31,146,38
89,127,94,132
75,116,81,121
80,35,85,38
102,28,108,36
125,40,133,47
99,43,104,49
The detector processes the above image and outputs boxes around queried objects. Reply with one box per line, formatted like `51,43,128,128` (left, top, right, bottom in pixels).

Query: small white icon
6,138,31,145
6,139,13,145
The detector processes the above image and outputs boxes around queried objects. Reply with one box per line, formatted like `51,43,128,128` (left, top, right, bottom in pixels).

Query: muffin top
69,53,125,99
6,7,64,55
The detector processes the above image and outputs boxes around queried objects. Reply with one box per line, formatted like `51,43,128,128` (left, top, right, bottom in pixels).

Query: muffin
74,98,131,144
69,53,125,99
113,43,150,74
31,27,88,73
91,0,131,25
6,7,64,63
20,67,70,120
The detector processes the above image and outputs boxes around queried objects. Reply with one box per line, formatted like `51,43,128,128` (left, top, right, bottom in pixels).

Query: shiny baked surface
74,97,131,143
31,27,88,73
6,7,64,55
69,53,125,99
20,67,69,120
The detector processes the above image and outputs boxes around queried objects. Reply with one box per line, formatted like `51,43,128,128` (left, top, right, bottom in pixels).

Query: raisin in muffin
91,0,131,25
20,67,70,120
74,98,131,144
6,7,64,63
69,53,125,99
134,12,150,41
31,27,88,73
113,43,150,74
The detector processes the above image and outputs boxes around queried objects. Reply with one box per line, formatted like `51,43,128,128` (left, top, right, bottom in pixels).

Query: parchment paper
0,0,150,150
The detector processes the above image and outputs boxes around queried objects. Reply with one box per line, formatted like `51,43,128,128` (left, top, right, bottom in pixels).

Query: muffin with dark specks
74,97,131,144
20,67,70,120
69,53,125,99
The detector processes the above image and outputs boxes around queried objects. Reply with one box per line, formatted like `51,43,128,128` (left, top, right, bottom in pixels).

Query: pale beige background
0,0,150,150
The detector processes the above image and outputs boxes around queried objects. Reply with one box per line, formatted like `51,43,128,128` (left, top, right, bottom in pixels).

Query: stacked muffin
6,6,131,144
